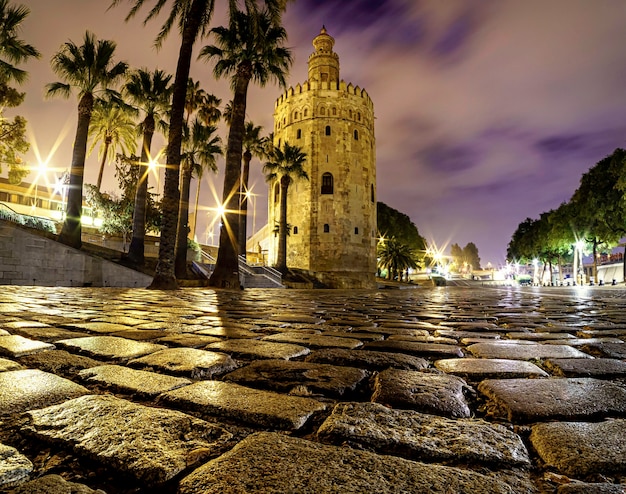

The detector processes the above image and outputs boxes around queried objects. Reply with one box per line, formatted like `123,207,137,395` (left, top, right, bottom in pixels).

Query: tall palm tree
112,0,290,289
88,98,137,191
200,7,292,288
263,142,307,274
191,92,221,239
46,31,127,249
184,78,206,125
175,119,221,277
112,0,216,289
124,68,173,265
238,121,265,256
0,0,39,89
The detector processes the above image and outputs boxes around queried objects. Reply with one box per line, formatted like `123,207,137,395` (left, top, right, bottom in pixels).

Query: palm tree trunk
276,176,289,274
59,92,93,249
208,72,250,289
238,150,251,257
175,163,193,278
149,0,205,290
192,177,201,239
96,137,111,191
127,120,154,265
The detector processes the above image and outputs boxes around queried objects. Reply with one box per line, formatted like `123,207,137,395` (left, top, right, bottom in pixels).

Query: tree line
507,148,626,282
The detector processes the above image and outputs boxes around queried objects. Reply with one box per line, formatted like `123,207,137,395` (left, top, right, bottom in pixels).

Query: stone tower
269,27,377,288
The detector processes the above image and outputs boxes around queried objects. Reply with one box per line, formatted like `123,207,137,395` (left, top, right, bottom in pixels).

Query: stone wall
0,220,152,287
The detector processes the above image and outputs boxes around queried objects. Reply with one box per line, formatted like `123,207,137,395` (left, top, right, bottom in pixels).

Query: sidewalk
0,285,625,493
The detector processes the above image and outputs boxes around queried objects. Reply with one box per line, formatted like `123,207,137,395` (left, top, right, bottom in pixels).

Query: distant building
266,27,377,288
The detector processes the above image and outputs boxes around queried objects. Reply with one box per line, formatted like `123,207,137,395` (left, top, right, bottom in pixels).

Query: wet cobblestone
0,285,625,493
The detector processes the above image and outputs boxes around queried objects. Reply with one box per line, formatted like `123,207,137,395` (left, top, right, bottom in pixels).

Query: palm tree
377,238,418,281
88,98,137,191
185,78,206,125
200,7,292,288
175,119,221,277
123,68,173,265
239,121,265,256
191,92,221,239
113,0,290,289
46,31,127,249
112,0,217,289
263,142,307,274
0,0,40,90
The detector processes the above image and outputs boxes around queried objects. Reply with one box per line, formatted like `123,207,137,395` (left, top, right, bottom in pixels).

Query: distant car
517,274,532,286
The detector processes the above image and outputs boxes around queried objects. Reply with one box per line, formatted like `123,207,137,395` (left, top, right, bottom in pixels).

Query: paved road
0,285,625,493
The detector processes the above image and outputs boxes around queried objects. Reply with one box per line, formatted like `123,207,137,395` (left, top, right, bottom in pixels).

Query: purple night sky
14,0,626,266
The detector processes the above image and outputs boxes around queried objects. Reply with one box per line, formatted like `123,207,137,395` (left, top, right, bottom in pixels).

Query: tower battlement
275,80,374,109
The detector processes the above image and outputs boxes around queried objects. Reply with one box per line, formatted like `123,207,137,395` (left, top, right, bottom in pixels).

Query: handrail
200,249,216,263
238,254,283,286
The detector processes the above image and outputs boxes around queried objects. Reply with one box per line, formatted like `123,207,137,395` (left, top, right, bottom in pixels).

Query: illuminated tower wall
269,27,377,288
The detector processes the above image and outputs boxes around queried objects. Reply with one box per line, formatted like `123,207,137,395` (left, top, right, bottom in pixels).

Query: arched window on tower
320,107,326,116
321,172,334,195
293,226,298,234
349,109,353,119
296,129,302,139
332,107,337,116
370,184,375,203
304,108,308,117
325,126,331,136
357,112,361,121
323,224,330,233
274,183,280,203
354,129,359,140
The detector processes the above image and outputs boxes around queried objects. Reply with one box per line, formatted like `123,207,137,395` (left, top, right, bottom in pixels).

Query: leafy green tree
88,98,137,190
174,119,221,277
0,0,39,182
46,31,127,249
239,121,266,256
376,201,426,254
123,68,173,265
85,154,161,248
462,242,481,271
377,237,418,281
263,142,307,274
200,6,292,287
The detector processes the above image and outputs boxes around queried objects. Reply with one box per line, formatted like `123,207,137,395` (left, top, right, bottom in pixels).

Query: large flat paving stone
364,340,464,358
581,342,626,359
55,336,166,361
129,348,238,379
479,378,626,422
556,483,626,494
544,358,626,378
435,358,548,379
177,432,520,494
0,443,33,489
530,419,626,477
467,342,592,360
372,368,472,418
304,348,429,371
156,334,221,347
205,339,309,360
7,326,90,342
0,335,54,357
0,369,88,415
17,350,101,378
318,402,530,468
21,395,232,486
0,357,23,372
160,380,326,430
11,474,105,494
262,332,363,349
78,365,191,397
224,360,368,398
59,322,131,334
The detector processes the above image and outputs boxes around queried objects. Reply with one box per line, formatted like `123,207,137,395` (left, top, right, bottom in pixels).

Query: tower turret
308,26,339,84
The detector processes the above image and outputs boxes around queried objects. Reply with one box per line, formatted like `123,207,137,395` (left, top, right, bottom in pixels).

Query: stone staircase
191,252,284,289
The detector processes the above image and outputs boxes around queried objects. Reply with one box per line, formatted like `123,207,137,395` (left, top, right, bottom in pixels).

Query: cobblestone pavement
0,285,625,493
